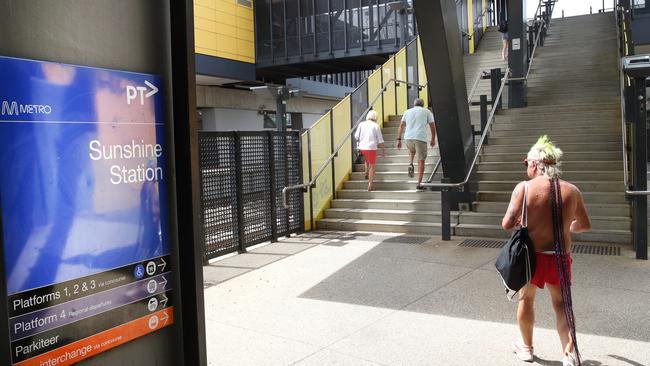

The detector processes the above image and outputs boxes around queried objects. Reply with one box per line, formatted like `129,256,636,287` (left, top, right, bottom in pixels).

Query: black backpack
498,21,508,33
495,182,536,300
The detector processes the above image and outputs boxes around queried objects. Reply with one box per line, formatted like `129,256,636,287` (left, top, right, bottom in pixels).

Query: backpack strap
521,181,528,228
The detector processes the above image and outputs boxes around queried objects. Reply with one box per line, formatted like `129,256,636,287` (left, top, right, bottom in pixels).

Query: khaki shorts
405,139,428,161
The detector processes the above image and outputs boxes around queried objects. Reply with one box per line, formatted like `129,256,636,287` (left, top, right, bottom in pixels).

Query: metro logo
1,101,52,116
2,100,19,115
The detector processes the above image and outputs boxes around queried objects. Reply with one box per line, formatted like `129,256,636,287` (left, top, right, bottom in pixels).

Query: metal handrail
420,68,510,190
616,1,631,190
283,77,427,207
426,158,443,183
467,69,487,103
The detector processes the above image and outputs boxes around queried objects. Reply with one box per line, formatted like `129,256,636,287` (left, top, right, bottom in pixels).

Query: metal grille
459,239,622,256
459,239,505,248
199,133,239,258
199,131,304,261
240,133,273,247
572,244,621,256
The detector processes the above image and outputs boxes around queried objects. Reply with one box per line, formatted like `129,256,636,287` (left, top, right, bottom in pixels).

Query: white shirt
401,106,435,142
354,120,384,150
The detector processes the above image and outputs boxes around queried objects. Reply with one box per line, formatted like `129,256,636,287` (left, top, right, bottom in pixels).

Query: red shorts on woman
530,252,572,289
361,149,377,164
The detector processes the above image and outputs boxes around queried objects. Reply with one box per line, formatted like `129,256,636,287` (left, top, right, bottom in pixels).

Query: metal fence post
268,132,278,242
441,178,451,241
234,132,247,253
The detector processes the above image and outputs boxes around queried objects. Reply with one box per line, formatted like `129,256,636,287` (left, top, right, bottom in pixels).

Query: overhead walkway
455,13,630,244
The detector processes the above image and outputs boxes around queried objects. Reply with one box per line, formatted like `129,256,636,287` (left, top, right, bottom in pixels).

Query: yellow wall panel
195,0,255,63
395,49,408,115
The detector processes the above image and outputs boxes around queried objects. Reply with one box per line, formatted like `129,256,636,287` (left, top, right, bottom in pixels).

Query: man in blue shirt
395,98,436,190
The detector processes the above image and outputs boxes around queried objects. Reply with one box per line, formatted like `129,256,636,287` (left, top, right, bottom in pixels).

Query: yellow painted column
468,0,475,54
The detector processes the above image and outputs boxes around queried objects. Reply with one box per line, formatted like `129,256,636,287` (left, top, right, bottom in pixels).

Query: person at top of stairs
395,98,436,191
354,110,385,191
502,136,591,366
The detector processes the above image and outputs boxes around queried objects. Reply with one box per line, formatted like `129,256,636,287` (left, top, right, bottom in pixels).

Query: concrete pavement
203,231,650,366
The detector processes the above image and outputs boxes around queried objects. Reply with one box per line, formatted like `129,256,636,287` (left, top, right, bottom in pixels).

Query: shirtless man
501,136,591,366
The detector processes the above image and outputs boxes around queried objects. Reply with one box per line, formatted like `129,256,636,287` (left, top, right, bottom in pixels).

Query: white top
354,120,384,150
401,106,435,142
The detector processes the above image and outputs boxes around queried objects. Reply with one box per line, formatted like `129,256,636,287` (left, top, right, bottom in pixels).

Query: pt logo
126,81,158,105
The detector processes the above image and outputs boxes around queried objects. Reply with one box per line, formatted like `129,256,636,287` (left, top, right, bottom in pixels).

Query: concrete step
336,189,439,200
476,190,627,204
457,212,631,231
324,208,455,223
491,120,618,129
343,180,443,191
351,171,434,180
477,170,622,181
317,218,449,235
481,142,621,154
331,198,441,211
476,180,626,192
499,104,619,114
353,162,437,172
479,152,622,162
472,201,630,217
477,161,623,171
490,128,620,138
488,134,619,145
453,224,631,244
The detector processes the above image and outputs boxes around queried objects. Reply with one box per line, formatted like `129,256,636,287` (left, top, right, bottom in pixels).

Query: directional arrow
160,294,169,308
144,80,158,98
158,276,168,289
161,312,170,326
157,257,167,272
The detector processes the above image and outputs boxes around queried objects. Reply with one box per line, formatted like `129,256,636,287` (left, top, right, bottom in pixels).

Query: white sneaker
512,339,534,362
562,352,578,366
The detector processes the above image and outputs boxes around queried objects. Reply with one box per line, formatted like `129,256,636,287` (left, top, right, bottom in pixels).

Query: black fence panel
198,133,240,259
199,131,304,262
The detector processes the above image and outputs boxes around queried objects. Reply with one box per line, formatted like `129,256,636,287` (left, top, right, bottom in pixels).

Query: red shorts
361,150,377,164
530,252,572,289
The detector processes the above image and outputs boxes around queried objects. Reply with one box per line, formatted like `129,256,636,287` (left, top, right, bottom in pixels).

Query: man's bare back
502,176,591,253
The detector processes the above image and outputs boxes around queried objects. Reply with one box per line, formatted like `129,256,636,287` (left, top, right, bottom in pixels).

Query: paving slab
204,231,650,365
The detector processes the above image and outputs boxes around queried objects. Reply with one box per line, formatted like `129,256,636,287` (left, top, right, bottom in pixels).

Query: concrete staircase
316,29,507,235
455,13,630,244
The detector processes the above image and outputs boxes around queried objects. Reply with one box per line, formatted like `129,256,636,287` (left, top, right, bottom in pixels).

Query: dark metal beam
508,0,527,107
412,0,476,207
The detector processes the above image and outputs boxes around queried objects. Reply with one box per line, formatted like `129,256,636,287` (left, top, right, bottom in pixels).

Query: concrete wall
0,1,181,365
197,85,339,131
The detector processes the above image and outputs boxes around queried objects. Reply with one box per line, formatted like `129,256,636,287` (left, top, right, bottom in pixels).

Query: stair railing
419,67,510,240
282,77,428,208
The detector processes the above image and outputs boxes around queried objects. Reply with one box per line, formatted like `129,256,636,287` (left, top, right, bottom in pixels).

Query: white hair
366,110,378,122
527,135,563,178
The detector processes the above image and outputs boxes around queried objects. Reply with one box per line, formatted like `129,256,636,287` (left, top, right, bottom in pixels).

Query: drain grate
459,239,621,256
459,239,505,249
572,244,621,256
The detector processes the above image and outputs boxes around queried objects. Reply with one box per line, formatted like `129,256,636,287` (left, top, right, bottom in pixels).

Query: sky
525,0,616,19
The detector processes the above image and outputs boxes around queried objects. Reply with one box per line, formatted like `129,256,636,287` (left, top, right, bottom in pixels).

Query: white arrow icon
144,80,158,98
157,258,167,272
158,276,168,289
161,312,170,326
160,294,169,308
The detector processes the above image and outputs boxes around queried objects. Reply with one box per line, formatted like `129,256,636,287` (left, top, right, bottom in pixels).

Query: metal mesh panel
285,133,304,233
240,134,273,247
273,133,289,236
199,133,239,259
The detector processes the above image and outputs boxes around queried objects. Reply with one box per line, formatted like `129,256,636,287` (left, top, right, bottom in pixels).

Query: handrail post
441,178,452,241
480,94,488,144
329,109,336,200
490,68,502,110
234,132,247,253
